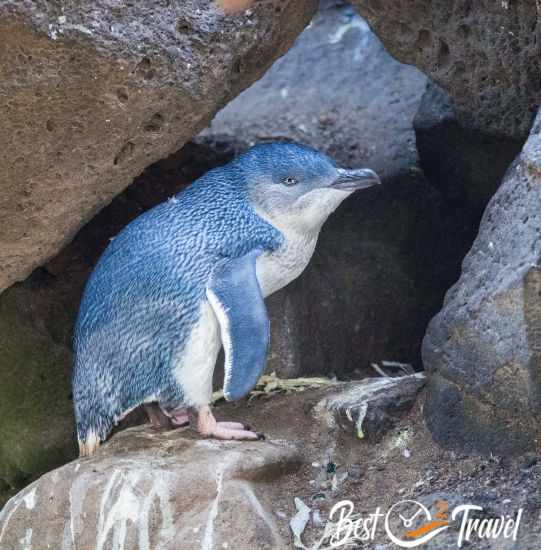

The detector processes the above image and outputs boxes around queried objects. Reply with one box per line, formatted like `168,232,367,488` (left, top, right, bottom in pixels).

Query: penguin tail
73,370,113,458
75,405,110,457
78,431,101,458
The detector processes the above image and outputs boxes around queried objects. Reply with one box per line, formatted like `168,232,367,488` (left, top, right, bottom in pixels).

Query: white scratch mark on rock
61,520,73,550
202,465,225,550
328,17,371,62
68,472,90,548
96,469,141,550
22,488,36,510
329,17,369,44
137,471,176,550
64,24,93,36
19,527,32,549
240,482,282,544
93,465,177,550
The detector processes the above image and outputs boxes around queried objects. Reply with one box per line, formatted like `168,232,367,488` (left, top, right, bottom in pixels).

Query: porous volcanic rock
352,0,541,141
422,109,541,455
0,0,316,293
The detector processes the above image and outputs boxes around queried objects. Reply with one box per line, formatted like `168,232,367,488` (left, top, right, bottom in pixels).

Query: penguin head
237,142,381,232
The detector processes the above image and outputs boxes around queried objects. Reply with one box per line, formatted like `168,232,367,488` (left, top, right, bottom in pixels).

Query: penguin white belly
256,230,319,297
172,301,221,407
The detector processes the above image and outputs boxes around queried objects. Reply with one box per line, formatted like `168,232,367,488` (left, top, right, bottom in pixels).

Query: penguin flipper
207,248,269,401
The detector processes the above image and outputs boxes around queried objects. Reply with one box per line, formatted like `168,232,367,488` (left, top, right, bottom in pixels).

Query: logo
384,499,450,547
296,498,523,549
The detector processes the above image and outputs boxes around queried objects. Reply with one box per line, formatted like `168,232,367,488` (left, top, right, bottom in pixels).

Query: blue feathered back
73,160,282,442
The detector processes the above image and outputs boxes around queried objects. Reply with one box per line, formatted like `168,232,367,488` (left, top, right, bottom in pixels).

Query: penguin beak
332,168,381,191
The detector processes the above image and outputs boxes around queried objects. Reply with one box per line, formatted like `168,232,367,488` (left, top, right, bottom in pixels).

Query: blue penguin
73,142,380,456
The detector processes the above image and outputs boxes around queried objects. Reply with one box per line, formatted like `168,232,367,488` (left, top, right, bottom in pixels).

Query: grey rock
314,374,426,439
352,0,540,141
0,426,302,549
0,0,316,293
422,109,541,455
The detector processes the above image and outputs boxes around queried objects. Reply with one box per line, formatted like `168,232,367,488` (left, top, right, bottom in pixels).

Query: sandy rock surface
0,0,316,293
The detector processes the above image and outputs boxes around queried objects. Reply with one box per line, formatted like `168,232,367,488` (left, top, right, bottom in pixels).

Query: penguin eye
282,176,298,186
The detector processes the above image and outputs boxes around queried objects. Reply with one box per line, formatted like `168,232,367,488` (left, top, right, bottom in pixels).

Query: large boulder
422,109,541,455
352,0,540,141
0,427,302,549
0,0,316,293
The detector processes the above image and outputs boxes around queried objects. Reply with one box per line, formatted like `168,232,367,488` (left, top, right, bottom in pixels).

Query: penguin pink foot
165,406,190,427
144,404,190,429
196,405,264,441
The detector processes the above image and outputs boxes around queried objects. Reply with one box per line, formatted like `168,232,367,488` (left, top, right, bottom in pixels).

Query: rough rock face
0,427,302,549
422,109,541,455
352,0,541,141
0,0,317,293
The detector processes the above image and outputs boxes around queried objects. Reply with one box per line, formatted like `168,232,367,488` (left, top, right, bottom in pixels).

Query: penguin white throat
253,188,352,297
